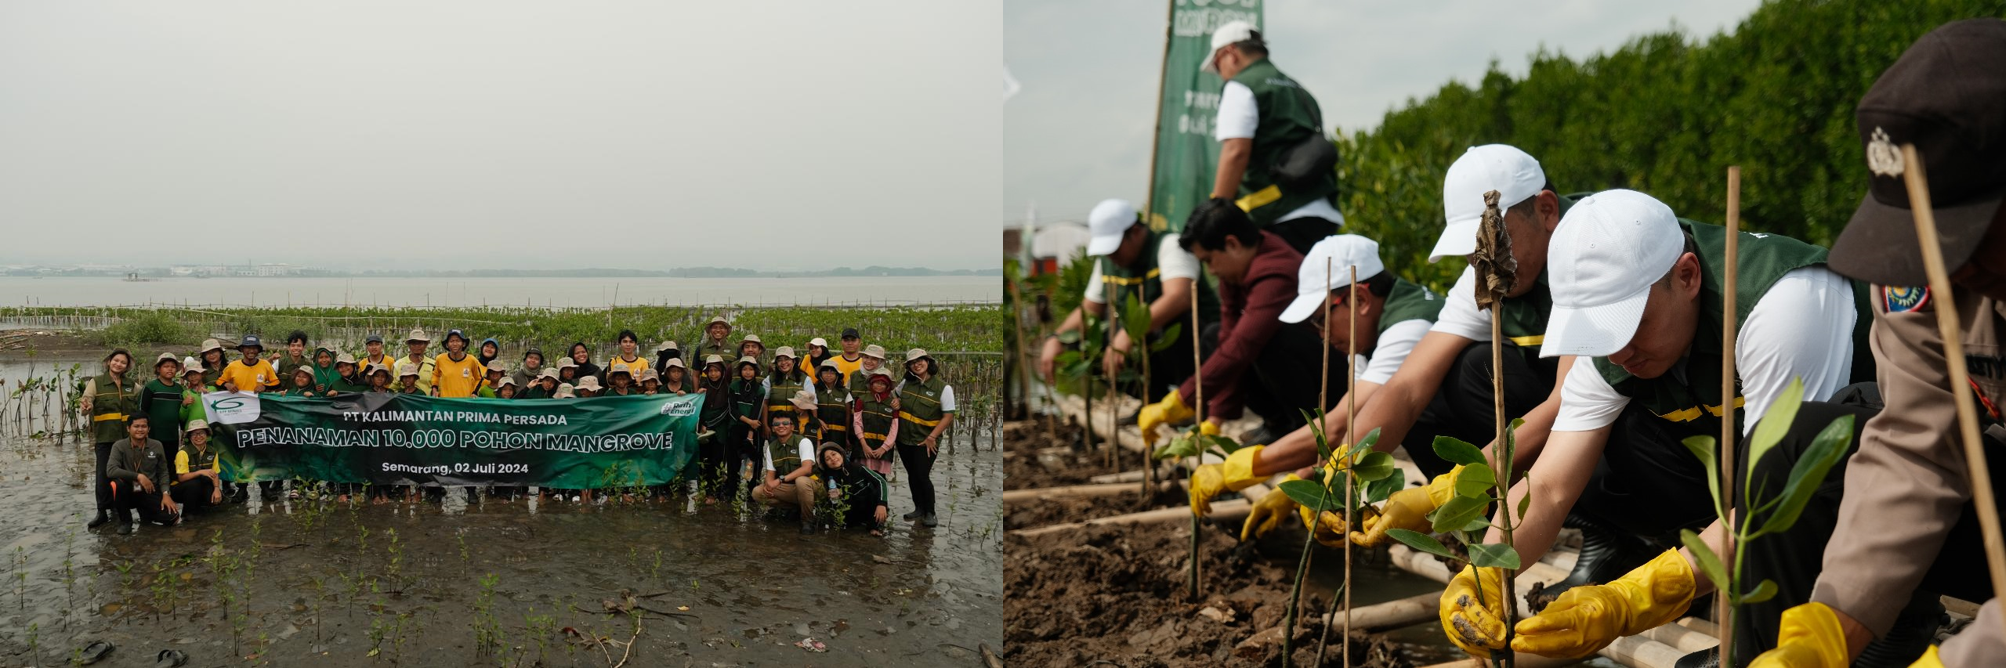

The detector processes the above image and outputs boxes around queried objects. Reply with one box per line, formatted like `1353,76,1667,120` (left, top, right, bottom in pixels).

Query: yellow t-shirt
832,354,864,386
174,447,216,475
217,359,280,392
432,353,485,398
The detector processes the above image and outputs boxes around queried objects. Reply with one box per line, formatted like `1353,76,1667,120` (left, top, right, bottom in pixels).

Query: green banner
1147,0,1262,233
200,392,702,489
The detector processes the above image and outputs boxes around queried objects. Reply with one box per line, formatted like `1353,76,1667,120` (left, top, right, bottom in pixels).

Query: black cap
841,328,860,339
366,334,383,344
1830,19,2006,287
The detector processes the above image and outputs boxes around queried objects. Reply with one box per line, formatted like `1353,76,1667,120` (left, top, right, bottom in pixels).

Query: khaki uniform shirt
1811,286,2006,665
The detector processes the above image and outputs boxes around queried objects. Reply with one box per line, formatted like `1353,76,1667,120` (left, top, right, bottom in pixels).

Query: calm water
0,276,1001,309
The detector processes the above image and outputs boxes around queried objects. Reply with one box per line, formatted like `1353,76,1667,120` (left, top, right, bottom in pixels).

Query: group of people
79,319,958,537
1042,19,2006,667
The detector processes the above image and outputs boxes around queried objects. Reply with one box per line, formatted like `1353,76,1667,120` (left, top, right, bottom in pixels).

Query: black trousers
112,479,178,525
698,431,741,501
1204,320,1349,435
94,441,114,513
170,476,221,509
1266,216,1341,256
897,443,937,516
1138,318,1201,404
1406,342,1561,480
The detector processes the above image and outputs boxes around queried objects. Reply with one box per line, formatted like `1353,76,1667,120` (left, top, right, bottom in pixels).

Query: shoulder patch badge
1883,285,1929,313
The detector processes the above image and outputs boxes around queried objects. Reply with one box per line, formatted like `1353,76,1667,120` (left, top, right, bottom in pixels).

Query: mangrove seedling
1273,422,1395,668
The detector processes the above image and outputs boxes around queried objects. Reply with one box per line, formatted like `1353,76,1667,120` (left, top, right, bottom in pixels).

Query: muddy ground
0,357,1004,668
1002,419,1105,491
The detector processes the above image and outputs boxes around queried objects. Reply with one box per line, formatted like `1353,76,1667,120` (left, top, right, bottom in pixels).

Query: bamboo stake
1318,265,1361,667
1190,268,1205,600
1718,166,1740,662
1282,257,1335,668
1899,143,2006,643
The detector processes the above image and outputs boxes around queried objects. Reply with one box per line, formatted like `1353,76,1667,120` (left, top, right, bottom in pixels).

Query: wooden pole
1140,0,1176,225
1190,265,1205,600
1718,166,1740,661
1344,265,1358,668
1899,143,2006,643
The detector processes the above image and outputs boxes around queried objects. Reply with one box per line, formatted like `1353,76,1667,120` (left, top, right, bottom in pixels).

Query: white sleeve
1735,267,1856,435
1428,267,1492,341
1358,319,1434,385
1553,356,1630,432
1215,81,1258,141
1157,236,1200,282
1084,263,1106,305
761,446,775,472
940,385,956,412
797,437,816,465
802,383,817,403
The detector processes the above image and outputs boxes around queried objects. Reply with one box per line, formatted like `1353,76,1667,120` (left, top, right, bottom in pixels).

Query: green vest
521,385,549,399
88,372,138,443
766,370,807,415
1591,220,1871,439
1100,230,1220,326
767,436,805,477
857,392,897,451
849,367,888,395
896,375,949,447
331,376,370,394
1376,279,1445,338
814,383,852,439
182,445,217,473
729,378,763,421
1485,193,1583,376
1227,58,1338,226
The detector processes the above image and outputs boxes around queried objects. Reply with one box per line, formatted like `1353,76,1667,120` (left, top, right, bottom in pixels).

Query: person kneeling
106,416,179,535
170,419,225,512
751,414,821,534
815,443,889,536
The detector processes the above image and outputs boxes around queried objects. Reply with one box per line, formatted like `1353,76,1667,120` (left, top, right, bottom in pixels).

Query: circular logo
211,397,246,410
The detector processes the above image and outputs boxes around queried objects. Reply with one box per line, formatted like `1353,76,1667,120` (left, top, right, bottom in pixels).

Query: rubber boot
1525,512,1658,613
86,509,110,529
1854,592,1946,668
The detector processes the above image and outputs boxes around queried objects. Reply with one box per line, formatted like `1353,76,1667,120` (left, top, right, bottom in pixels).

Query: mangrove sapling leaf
1454,463,1497,499
1742,579,1779,604
1388,529,1457,560
1745,379,1807,482
1517,480,1532,519
1365,469,1405,505
1461,517,1493,534
1351,451,1396,483
1147,324,1183,353
1679,529,1732,602
1468,543,1522,570
1431,495,1488,533
1433,436,1488,467
1279,479,1329,510
1755,414,1855,537
1682,435,1728,521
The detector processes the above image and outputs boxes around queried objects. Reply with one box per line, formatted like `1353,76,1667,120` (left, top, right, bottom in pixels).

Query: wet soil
1005,485,1187,532
1003,419,1104,490
0,357,1004,667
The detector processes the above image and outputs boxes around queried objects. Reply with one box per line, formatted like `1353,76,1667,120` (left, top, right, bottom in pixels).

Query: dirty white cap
405,328,430,344
1541,189,1684,358
1279,235,1386,324
808,337,828,348
487,360,508,373
655,340,678,353
183,357,205,373
1432,145,1547,263
397,362,419,378
1200,20,1259,74
575,376,602,391
336,352,357,366
155,352,180,366
774,346,796,360
1086,199,1141,257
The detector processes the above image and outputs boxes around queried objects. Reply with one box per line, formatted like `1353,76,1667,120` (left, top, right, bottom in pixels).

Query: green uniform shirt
139,378,186,443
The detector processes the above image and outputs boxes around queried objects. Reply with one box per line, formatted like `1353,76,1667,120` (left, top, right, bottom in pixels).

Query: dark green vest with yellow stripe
88,373,139,443
1591,220,1872,439
896,375,949,447
857,392,897,452
1100,231,1219,326
1481,193,1584,379
766,370,808,417
1376,279,1444,338
767,436,805,477
814,382,851,440
1227,57,1338,226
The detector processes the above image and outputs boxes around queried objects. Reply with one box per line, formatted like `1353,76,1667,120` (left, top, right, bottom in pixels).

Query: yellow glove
1189,444,1266,517
1349,465,1463,547
1911,646,1945,668
1749,603,1851,668
1239,474,1301,541
1138,389,1195,445
1291,461,1368,547
1441,564,1510,658
1512,549,1696,658
1198,420,1221,437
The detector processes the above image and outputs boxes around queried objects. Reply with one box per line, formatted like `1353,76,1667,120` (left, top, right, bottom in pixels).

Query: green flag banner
1147,0,1262,233
200,392,702,489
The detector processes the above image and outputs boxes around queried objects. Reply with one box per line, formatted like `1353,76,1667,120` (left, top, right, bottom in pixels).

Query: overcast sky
0,1,1001,271
1004,0,1764,226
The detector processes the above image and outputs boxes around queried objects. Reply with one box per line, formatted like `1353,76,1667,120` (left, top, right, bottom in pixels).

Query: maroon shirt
1179,231,1303,419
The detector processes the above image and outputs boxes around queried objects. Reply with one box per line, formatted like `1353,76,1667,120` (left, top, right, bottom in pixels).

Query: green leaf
1460,517,1493,534
1353,427,1383,454
1454,463,1497,499
1679,529,1731,595
1681,435,1726,522
1153,434,1200,461
1468,543,1521,570
1433,436,1488,467
1278,479,1327,510
1148,324,1183,352
1365,469,1405,504
1352,452,1396,483
1387,529,1456,559
1516,480,1532,520
1742,579,1778,604
1430,495,1488,534
1756,414,1855,537
1210,434,1245,456
1746,378,1806,487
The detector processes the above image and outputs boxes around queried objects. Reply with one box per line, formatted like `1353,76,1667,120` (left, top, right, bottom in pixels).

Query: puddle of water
0,356,1003,666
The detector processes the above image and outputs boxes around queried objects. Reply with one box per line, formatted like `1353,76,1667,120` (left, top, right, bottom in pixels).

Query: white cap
1280,235,1386,324
1085,199,1140,256
1541,189,1684,358
1200,20,1259,74
1431,145,1547,263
